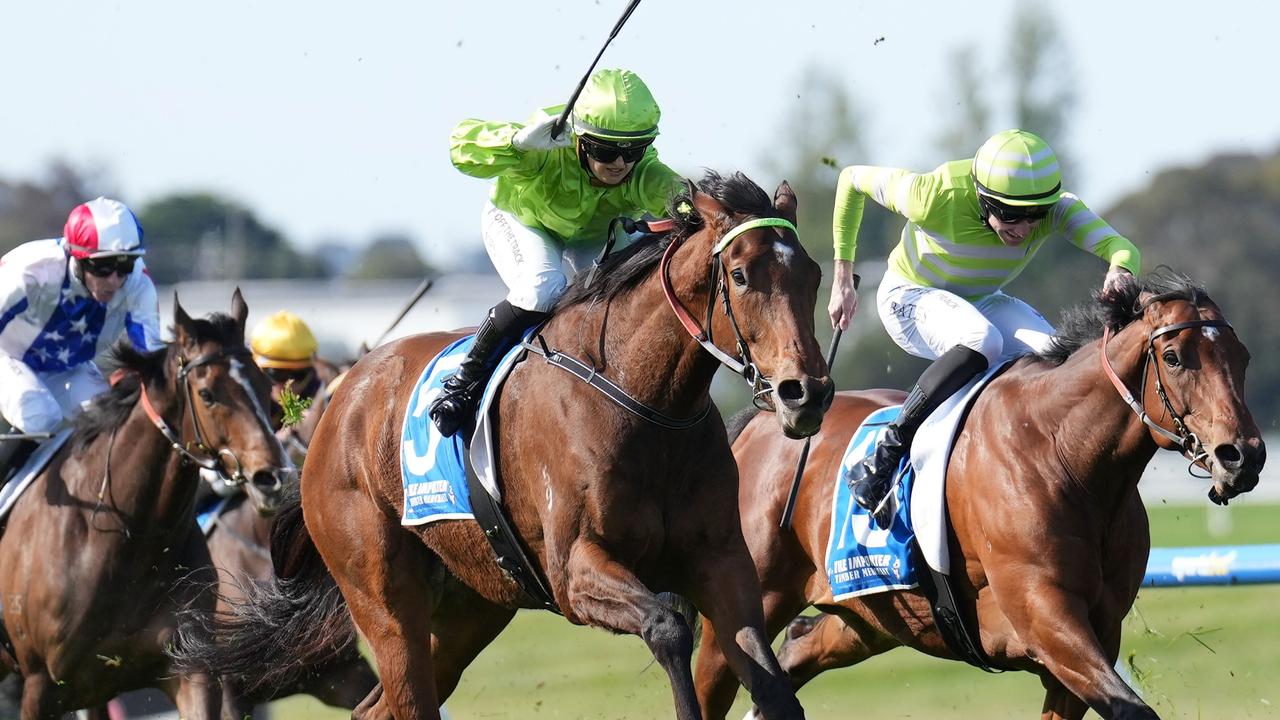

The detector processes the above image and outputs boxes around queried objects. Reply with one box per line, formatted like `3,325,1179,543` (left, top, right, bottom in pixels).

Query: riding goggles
264,365,316,386
979,195,1051,224
579,135,651,164
81,254,138,277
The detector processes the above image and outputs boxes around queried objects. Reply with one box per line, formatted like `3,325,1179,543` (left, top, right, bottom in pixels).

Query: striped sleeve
1051,193,1141,275
832,165,917,262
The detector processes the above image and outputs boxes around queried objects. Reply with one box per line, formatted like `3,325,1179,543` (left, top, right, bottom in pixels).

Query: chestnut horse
695,274,1265,720
0,290,294,719
175,172,832,719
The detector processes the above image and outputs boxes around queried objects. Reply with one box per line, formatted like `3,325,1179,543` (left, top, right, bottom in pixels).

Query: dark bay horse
176,172,833,719
694,274,1265,720
0,290,294,719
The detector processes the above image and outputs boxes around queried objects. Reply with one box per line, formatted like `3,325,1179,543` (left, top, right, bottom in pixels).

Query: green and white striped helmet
571,68,661,145
972,129,1064,207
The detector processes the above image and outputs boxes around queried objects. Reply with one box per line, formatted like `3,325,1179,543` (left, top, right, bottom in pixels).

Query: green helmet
972,129,1064,207
571,68,661,144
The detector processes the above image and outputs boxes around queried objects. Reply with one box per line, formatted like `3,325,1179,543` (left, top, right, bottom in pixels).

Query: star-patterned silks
23,274,108,373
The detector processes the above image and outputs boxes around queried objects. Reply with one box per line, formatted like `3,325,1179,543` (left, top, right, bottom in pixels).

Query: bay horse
0,290,295,719
175,171,833,719
694,273,1265,720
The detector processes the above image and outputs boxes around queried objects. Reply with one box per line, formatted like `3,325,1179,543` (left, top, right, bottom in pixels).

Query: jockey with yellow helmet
249,310,323,405
828,129,1142,527
431,68,685,438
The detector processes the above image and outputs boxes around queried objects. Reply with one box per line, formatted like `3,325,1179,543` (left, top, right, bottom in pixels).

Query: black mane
71,311,243,451
1035,269,1208,365
554,170,778,310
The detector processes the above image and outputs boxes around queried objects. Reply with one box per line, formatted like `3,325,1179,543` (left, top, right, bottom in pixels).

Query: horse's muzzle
246,466,298,515
1208,437,1266,505
773,376,834,439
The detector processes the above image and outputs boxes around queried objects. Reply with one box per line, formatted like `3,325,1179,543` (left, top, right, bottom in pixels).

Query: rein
1100,314,1232,477
660,216,799,408
136,345,258,484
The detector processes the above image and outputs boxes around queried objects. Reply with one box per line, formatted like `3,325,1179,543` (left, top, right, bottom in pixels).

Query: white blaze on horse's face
1202,326,1221,341
229,357,276,435
774,241,795,267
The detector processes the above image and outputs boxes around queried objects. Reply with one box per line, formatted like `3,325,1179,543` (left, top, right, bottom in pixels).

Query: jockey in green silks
828,129,1142,527
430,68,685,438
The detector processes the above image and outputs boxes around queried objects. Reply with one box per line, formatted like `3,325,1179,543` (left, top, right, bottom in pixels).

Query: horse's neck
99,380,202,534
546,252,720,419
1026,328,1160,501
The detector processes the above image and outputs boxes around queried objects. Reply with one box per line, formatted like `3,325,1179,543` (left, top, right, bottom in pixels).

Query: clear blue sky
2,1,1273,266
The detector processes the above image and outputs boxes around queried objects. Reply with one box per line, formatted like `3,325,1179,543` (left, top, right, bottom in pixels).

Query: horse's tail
169,486,358,695
724,406,763,445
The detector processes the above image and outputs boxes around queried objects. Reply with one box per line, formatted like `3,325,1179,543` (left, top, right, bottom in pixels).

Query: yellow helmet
250,311,318,369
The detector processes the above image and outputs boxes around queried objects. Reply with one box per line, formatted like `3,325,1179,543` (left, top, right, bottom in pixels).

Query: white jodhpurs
481,201,619,313
875,270,1055,365
0,355,108,433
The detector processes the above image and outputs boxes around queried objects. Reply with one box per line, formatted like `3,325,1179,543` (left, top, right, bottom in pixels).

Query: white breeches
0,356,107,433
481,201,618,313
875,270,1055,365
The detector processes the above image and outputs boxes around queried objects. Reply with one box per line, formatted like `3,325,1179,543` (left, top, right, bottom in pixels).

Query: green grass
269,503,1280,719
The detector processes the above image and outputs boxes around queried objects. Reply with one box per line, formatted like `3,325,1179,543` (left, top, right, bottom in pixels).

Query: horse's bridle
137,345,264,488
1100,310,1233,475
660,216,798,408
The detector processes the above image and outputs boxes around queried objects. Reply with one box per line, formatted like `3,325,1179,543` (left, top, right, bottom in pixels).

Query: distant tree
1009,0,1077,179
346,233,433,280
0,160,117,254
138,193,328,284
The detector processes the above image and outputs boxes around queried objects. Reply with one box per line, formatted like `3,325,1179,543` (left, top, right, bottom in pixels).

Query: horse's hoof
785,615,821,642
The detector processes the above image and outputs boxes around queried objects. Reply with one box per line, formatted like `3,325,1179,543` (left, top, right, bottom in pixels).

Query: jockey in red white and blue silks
0,197,162,435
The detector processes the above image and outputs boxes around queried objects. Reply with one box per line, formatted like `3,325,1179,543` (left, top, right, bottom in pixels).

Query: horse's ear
690,191,722,223
774,180,798,226
230,287,249,339
173,292,197,350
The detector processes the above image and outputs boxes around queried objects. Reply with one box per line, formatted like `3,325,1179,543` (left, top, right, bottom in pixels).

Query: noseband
138,345,263,487
1100,310,1233,476
661,216,798,408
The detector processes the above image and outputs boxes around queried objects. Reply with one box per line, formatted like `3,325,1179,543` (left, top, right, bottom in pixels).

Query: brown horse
0,290,294,719
694,273,1265,720
174,171,833,719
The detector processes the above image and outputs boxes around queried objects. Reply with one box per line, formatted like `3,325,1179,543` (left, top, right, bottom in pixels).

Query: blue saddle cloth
824,405,920,600
400,335,479,525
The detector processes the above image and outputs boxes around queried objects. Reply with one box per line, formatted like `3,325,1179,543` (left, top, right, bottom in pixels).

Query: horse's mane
554,170,778,310
1035,269,1208,365
71,312,243,451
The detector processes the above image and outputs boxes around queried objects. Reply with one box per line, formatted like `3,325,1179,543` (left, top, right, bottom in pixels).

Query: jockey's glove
513,115,573,152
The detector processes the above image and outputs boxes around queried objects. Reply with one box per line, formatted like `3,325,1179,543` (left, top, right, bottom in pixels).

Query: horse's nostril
252,470,283,494
777,379,805,403
1214,443,1243,470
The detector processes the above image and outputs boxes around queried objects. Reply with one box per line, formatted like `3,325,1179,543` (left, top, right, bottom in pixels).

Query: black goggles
264,366,315,386
979,195,1051,224
579,136,651,164
82,255,138,277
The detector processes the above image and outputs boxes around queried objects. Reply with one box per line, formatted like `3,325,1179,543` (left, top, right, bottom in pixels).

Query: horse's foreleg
1040,675,1090,720
170,671,221,720
696,588,811,720
1011,591,1157,720
565,541,701,720
688,552,804,720
19,673,57,720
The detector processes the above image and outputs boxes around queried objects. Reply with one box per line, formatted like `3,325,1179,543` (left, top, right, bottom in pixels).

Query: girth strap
910,540,1005,673
462,446,560,613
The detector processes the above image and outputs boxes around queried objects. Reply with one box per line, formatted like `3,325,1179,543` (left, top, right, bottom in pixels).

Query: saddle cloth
823,360,1011,598
0,428,73,524
399,333,528,525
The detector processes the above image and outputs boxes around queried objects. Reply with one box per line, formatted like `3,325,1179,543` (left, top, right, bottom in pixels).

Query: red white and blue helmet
63,197,145,259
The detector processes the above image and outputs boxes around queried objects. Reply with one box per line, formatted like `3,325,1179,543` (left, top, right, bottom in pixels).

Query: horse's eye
1162,349,1181,368
198,388,216,406
731,268,748,287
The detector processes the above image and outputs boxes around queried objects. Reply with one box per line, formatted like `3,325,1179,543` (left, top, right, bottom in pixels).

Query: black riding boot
850,345,989,528
429,300,548,440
